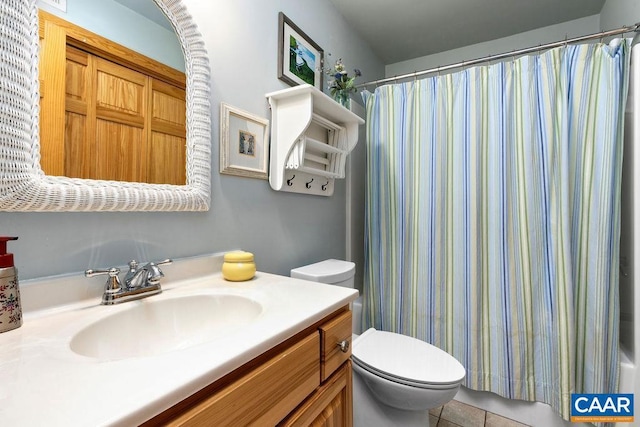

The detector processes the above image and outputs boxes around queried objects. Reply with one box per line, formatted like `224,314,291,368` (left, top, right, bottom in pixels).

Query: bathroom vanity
0,253,357,426
144,307,353,426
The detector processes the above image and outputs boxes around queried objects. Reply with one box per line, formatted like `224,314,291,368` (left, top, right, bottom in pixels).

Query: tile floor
429,400,530,427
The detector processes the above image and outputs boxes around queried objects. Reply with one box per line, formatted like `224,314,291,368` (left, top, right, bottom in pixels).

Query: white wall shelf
265,84,364,196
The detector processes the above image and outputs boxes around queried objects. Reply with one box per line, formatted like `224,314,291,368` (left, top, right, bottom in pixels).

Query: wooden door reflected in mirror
38,7,186,185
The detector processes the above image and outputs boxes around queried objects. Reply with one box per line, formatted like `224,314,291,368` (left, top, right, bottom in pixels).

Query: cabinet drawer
164,332,320,426
319,310,352,382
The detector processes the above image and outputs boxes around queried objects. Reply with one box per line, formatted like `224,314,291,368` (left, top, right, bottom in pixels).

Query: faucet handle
85,267,122,295
145,259,173,285
129,259,172,269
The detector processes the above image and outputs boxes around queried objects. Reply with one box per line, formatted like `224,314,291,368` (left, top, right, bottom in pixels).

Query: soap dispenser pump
0,237,22,333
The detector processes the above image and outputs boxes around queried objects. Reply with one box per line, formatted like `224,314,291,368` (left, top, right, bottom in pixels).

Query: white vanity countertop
0,253,358,426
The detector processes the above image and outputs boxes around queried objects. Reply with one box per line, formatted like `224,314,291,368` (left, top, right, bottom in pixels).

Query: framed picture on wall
278,12,324,89
220,103,270,180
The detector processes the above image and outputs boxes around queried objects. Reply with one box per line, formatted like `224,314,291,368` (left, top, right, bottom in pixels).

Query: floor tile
429,413,440,426
430,405,444,417
485,412,530,427
440,400,486,427
437,419,464,427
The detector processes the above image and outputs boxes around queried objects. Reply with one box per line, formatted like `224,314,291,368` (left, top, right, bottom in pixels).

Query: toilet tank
290,259,355,288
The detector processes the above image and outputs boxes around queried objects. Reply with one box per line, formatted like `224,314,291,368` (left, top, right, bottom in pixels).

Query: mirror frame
0,0,211,211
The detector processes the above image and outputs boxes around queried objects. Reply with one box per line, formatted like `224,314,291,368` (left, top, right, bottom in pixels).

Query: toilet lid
290,259,355,283
352,328,465,386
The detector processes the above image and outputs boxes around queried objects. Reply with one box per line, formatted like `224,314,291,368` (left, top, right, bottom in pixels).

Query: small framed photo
220,103,270,180
278,12,324,89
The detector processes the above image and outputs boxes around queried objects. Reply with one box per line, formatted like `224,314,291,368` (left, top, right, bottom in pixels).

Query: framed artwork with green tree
277,12,324,89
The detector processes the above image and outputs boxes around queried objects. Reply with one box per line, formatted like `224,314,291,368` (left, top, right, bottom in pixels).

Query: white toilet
291,259,466,427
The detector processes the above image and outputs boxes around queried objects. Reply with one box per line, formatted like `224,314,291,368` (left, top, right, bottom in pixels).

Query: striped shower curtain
362,40,630,419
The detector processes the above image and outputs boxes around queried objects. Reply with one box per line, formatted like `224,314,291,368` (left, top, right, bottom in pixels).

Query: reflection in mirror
0,0,211,211
38,1,186,185
39,6,186,185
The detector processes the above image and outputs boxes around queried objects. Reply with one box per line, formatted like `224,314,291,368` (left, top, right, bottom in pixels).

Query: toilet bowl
291,259,466,426
352,328,465,425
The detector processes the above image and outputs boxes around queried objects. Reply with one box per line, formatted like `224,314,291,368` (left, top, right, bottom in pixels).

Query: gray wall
386,15,600,77
13,0,638,284
347,102,367,293
600,0,640,31
601,0,640,356
4,0,384,281
386,1,640,79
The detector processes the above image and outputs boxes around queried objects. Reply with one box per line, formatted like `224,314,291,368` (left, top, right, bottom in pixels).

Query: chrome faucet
85,259,172,305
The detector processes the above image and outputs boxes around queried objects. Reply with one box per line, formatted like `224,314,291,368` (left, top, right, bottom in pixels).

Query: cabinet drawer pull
336,340,349,353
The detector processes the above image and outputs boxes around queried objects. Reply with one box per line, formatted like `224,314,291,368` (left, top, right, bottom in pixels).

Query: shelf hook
287,175,296,186
305,178,314,189
321,181,329,191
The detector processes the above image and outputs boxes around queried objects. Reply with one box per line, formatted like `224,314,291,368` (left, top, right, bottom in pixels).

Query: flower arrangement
326,58,361,107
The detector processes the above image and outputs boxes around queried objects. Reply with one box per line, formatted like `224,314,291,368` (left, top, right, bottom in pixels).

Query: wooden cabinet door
148,79,186,184
93,57,148,182
280,361,353,427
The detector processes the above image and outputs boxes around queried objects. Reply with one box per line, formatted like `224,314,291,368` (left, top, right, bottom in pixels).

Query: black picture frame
277,12,324,89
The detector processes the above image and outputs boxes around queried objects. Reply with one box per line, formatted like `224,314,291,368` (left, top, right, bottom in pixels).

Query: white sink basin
70,294,263,360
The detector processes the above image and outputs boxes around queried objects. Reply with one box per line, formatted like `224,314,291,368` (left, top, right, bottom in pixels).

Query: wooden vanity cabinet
279,361,352,426
142,307,353,427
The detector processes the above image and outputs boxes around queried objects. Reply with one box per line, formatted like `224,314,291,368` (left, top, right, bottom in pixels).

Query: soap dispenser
0,237,22,333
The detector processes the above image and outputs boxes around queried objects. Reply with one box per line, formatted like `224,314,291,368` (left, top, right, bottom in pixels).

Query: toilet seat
352,328,465,389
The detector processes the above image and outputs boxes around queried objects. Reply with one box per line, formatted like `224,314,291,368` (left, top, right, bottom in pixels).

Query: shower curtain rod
357,22,640,88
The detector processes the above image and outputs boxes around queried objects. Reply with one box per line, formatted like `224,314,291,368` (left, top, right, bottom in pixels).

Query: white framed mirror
0,0,211,211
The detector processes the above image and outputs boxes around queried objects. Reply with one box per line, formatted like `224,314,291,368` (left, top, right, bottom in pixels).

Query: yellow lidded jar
222,251,256,281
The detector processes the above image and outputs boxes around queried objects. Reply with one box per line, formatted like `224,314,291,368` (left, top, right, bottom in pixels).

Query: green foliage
326,58,361,96
289,36,315,85
289,51,315,85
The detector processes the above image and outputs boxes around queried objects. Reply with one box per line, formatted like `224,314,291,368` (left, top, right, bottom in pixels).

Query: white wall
4,0,384,281
386,15,600,78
